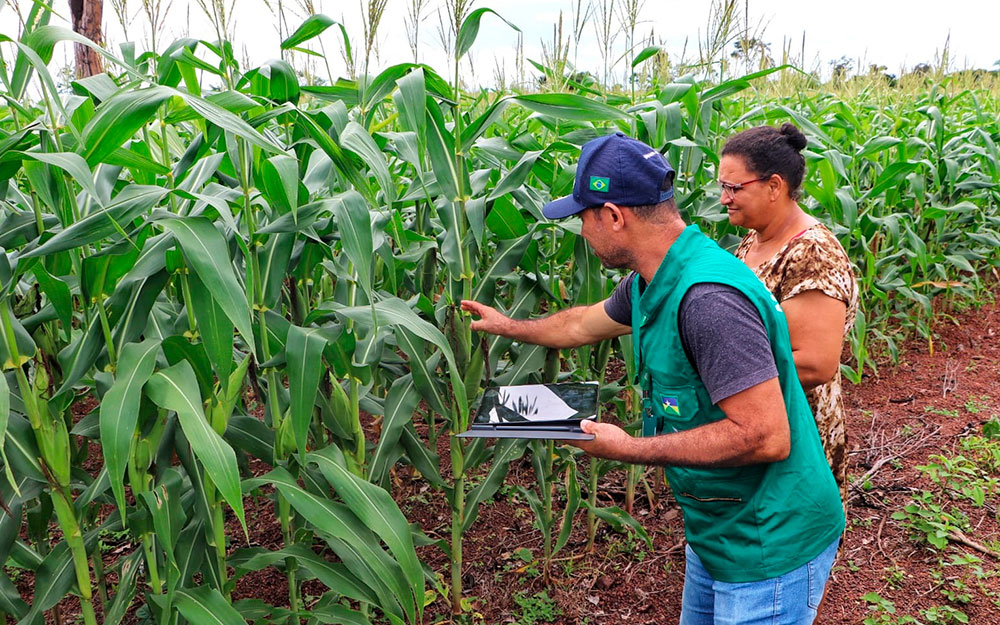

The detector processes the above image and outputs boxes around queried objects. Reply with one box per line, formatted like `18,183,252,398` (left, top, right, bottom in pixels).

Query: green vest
630,224,844,583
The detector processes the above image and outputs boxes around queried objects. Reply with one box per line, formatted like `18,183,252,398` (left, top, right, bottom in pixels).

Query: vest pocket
644,384,699,436
670,466,764,508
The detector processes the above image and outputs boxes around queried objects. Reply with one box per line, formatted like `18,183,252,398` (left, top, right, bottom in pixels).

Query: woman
719,123,859,502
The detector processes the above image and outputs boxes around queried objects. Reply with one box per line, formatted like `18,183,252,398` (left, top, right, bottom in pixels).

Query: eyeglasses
717,175,771,199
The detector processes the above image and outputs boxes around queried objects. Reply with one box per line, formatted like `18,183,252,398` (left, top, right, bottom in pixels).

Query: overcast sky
2,1,998,86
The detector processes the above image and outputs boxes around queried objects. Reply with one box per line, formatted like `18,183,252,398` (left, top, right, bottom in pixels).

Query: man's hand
567,419,637,460
460,300,512,336
460,298,630,348
567,378,791,468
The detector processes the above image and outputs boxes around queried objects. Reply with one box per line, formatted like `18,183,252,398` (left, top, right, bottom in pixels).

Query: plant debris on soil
13,295,1000,625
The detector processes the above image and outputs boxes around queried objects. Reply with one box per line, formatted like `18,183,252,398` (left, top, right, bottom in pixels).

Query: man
460,132,844,625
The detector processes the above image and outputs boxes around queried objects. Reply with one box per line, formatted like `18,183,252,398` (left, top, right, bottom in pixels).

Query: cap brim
542,195,586,219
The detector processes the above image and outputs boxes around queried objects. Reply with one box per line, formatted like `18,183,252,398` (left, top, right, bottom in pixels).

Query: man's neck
633,220,687,283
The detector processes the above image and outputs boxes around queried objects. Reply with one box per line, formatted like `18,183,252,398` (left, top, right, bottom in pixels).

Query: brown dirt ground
12,292,1000,625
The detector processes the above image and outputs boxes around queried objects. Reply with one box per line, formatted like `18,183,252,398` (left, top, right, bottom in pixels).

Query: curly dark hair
721,123,808,200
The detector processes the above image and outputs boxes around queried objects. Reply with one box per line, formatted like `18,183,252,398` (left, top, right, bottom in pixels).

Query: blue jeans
679,537,840,625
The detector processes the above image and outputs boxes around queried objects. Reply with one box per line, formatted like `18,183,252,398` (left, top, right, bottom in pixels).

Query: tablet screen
475,382,599,425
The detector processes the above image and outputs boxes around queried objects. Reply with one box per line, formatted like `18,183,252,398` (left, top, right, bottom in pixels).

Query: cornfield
1,4,999,625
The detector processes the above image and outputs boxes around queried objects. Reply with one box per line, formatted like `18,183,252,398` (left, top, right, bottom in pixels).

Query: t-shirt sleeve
603,272,636,326
678,283,779,404
776,236,857,307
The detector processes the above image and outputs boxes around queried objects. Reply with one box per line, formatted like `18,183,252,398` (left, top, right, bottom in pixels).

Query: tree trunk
69,0,104,78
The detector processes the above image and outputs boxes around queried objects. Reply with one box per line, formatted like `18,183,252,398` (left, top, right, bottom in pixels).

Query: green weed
512,591,562,625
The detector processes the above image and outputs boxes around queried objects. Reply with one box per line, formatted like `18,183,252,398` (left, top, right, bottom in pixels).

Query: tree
69,0,104,77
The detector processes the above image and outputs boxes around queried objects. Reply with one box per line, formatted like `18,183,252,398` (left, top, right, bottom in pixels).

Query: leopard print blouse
735,224,859,501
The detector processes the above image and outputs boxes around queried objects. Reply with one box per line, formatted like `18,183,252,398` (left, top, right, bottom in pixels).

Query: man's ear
604,202,626,231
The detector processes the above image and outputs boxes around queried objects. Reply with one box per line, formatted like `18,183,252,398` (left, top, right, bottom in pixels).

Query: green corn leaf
251,59,300,105
160,217,255,353
294,108,376,204
363,63,450,116
13,151,105,207
461,98,512,151
281,13,337,49
393,328,447,417
71,72,121,101
7,0,51,100
332,191,375,299
259,232,294,309
247,467,411,623
512,93,630,122
471,233,533,302
171,87,287,156
400,424,446,490
81,86,174,166
173,517,208,589
260,154,300,216
580,501,651,548
0,306,36,370
286,324,327,458
336,298,467,424
424,104,461,201
0,211,59,249
487,150,542,201
484,195,528,240
341,121,395,205
224,414,275,463
494,343,546,386
573,236,605,305
31,265,72,339
0,36,79,144
632,45,665,68
861,161,922,201
394,67,426,140
311,602,373,625
186,271,234,392
0,371,17,494
138,468,187,568
0,572,29,621
230,544,377,606
25,25,137,80
857,136,902,159
553,452,581,556
100,339,161,523
22,519,116,621
103,550,142,625
174,587,249,625
369,374,418,487
21,185,168,259
146,360,247,538
456,8,520,60
3,414,45,483
24,541,77,618
308,444,424,616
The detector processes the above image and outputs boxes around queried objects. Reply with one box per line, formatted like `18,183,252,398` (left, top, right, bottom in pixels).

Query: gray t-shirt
604,272,778,404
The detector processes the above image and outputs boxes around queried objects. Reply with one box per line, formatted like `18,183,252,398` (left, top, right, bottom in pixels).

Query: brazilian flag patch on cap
661,396,680,416
589,176,610,192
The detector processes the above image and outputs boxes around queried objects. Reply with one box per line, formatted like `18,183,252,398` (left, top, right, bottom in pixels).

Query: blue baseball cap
542,132,676,219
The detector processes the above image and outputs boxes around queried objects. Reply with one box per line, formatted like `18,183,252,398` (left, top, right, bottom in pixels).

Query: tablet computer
457,381,598,440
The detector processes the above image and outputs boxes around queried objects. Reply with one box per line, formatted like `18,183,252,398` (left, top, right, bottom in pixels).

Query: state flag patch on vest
661,396,680,416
